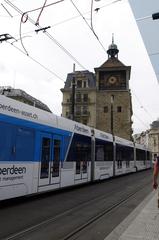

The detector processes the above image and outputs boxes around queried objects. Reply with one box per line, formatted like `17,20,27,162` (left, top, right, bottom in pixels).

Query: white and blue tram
0,95,151,201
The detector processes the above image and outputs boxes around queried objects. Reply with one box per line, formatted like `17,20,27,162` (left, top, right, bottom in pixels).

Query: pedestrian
153,155,159,208
152,154,157,164
153,155,159,190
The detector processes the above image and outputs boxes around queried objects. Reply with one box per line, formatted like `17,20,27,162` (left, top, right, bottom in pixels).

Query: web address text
0,103,38,120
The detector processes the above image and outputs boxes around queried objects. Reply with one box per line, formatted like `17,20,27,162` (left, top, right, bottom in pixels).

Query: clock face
108,76,117,85
99,72,126,90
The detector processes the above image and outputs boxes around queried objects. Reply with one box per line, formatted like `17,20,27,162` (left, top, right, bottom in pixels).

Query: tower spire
112,33,114,44
107,34,119,58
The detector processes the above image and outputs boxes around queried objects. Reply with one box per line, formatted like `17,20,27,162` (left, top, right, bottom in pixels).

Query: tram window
116,144,134,165
52,139,60,177
126,161,130,168
96,145,104,161
66,134,91,163
66,133,91,174
82,144,88,173
136,149,146,161
95,139,113,161
40,138,50,179
147,151,151,161
117,160,122,169
116,145,122,163
75,143,88,174
82,160,87,173
76,162,81,174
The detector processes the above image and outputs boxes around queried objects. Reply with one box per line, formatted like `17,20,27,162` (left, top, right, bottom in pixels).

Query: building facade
95,41,133,140
61,40,133,140
61,71,96,127
134,120,159,159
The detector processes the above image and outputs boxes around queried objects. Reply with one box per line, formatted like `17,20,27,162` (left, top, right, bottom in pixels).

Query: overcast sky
0,0,159,134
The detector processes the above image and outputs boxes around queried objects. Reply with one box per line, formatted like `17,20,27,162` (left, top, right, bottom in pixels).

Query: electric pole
71,63,76,121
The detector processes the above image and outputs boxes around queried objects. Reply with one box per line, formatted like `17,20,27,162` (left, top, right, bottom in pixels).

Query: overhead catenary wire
1,3,13,17
133,113,150,130
6,41,65,82
5,40,153,131
6,0,124,50
2,0,153,131
35,0,48,26
18,0,124,30
19,15,29,55
131,89,154,122
70,0,107,53
20,0,64,24
21,0,64,20
4,0,87,70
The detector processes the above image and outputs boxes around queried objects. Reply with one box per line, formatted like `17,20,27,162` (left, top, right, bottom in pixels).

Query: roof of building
63,70,96,89
151,120,159,129
0,86,51,112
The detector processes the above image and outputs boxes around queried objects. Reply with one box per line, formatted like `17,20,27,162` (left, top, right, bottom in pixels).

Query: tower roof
99,57,125,68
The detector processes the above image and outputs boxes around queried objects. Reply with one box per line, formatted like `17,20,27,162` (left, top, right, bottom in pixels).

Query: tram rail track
2,177,152,240
63,180,152,240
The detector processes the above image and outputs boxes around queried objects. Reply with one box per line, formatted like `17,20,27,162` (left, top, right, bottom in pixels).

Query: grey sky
0,0,159,134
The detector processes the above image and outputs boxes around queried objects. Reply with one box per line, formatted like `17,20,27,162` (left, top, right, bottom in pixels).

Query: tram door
75,144,88,181
38,133,61,187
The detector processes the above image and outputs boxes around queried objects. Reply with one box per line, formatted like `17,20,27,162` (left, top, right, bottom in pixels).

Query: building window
154,138,156,146
83,119,88,125
117,106,122,112
83,81,87,88
83,106,88,114
83,94,88,102
77,80,82,88
76,106,81,115
76,93,81,102
75,117,80,122
104,106,108,113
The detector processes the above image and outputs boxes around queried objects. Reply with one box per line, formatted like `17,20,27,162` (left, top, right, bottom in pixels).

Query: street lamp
71,63,76,121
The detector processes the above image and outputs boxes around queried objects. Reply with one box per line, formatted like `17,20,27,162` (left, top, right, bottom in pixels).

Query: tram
0,95,151,200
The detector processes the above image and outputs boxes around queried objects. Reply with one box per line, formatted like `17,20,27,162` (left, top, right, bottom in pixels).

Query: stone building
134,120,159,158
95,40,133,140
0,86,51,112
61,71,96,126
61,39,133,140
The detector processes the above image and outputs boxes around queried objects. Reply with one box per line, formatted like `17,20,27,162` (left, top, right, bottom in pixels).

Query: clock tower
95,38,133,140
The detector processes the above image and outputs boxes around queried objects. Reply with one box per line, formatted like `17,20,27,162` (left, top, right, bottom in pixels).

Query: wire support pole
71,63,76,121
